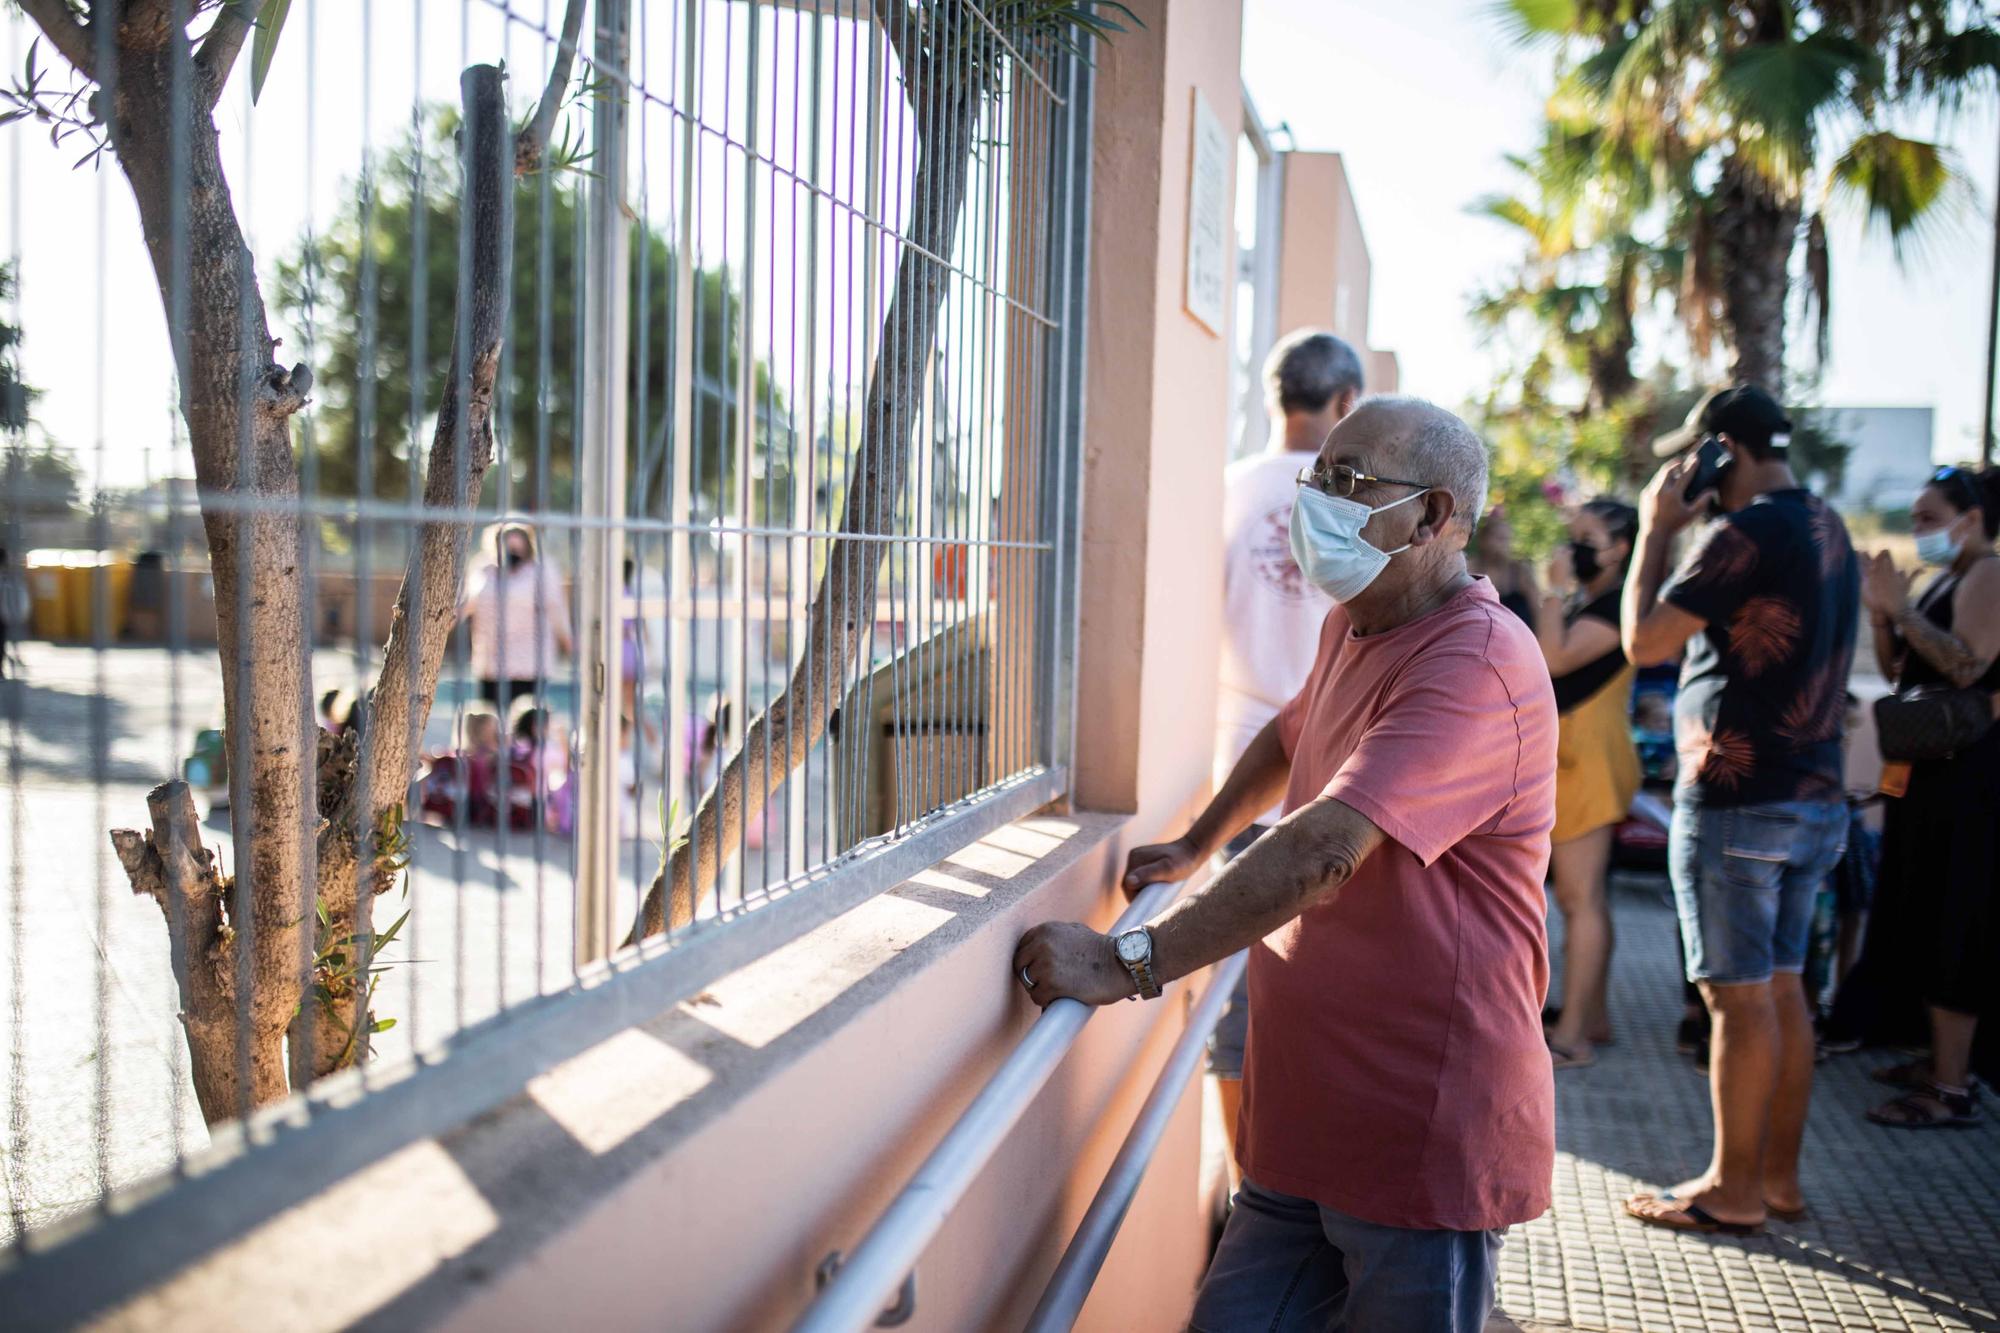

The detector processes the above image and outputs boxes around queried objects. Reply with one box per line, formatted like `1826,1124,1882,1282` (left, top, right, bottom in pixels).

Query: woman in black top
1532,498,1641,1068
1853,465,2000,1127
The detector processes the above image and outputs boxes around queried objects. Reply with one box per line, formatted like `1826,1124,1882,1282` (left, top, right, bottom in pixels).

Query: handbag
1873,685,1994,762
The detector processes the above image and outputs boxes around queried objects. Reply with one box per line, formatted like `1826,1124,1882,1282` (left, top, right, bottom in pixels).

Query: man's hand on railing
1013,922,1135,1010
1119,836,1201,900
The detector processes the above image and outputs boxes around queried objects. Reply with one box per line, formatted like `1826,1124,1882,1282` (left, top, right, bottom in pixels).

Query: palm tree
1471,112,1680,481
1500,0,2000,388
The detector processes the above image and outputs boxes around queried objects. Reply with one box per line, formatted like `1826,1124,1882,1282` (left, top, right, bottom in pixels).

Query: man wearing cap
1620,384,1859,1236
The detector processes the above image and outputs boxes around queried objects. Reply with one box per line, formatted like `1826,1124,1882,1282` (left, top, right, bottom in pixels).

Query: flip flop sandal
1547,1037,1596,1070
1624,1194,1765,1236
1868,1084,1981,1130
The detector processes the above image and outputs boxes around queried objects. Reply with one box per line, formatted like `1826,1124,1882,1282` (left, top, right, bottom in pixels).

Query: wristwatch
1112,926,1162,1000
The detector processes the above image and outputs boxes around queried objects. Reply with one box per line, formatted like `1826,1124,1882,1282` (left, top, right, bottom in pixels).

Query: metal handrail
790,878,1184,1333
1025,949,1249,1332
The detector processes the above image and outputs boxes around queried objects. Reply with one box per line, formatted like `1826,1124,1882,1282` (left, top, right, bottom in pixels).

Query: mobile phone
1682,435,1729,503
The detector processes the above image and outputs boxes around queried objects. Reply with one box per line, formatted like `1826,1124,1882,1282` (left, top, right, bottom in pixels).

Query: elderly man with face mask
1015,397,1558,1333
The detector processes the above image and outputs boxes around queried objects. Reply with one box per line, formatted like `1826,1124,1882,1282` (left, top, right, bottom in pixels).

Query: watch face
1116,930,1149,964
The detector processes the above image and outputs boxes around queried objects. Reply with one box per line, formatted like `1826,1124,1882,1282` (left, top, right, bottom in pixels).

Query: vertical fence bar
575,0,634,968
3,12,31,1246
1046,47,1090,780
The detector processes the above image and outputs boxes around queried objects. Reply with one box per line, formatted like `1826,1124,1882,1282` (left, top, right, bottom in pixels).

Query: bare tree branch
15,0,97,80
193,0,265,112
513,0,588,175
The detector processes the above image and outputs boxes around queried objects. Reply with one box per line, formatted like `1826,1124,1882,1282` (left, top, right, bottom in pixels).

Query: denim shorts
1670,798,1849,986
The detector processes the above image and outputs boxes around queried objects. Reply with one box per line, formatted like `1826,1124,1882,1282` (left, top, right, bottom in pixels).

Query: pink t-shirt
1240,577,1558,1232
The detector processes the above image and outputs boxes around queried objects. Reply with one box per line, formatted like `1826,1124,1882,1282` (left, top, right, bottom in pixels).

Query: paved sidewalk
1493,876,2000,1333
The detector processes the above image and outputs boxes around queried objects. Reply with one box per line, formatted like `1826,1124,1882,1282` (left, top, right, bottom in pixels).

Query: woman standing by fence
459,523,573,718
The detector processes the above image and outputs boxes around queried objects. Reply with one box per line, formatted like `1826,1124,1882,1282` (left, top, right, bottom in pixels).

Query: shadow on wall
358,817,1120,1331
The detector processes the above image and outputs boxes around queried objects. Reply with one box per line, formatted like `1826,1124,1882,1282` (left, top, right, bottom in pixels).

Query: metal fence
0,0,1087,1276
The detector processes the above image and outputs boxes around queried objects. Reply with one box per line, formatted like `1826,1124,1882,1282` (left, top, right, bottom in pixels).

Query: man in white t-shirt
1210,329,1364,1163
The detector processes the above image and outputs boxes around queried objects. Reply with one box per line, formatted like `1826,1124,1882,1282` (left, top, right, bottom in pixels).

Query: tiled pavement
1492,875,2000,1333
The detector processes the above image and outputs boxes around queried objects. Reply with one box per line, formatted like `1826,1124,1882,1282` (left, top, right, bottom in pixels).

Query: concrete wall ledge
87,808,1221,1333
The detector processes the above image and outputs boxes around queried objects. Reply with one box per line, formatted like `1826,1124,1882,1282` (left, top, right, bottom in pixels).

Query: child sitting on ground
510,703,574,835
417,705,504,828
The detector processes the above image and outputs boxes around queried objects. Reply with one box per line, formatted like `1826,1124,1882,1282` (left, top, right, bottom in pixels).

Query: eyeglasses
1296,461,1430,499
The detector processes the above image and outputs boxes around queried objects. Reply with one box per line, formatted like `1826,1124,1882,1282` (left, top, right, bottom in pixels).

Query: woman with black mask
1842,466,2000,1128
459,523,574,718
1532,498,1641,1068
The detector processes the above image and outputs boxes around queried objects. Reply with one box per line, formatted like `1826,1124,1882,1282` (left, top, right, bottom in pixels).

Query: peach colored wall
425,823,1219,1333
1075,0,1241,825
1369,347,1401,395
1275,152,1371,354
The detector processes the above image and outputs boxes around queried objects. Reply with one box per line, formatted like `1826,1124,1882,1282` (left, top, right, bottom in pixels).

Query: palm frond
1470,192,1546,238
1904,24,2000,108
1712,31,1883,188
1605,1,1724,167
1827,129,1965,263
1572,32,1634,99
1487,0,1582,48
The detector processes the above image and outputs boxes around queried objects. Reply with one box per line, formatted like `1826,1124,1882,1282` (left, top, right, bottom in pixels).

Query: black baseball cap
1651,384,1793,458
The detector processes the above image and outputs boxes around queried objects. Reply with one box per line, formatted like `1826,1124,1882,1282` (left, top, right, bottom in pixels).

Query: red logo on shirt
1250,504,1316,601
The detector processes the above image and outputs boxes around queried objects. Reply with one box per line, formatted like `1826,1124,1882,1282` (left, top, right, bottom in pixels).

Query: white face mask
1288,483,1429,603
1915,523,1963,568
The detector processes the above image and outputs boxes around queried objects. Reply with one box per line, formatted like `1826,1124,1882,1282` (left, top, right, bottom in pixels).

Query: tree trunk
1714,155,1798,391
44,0,573,1119
106,40,312,1120
112,781,269,1122
100,50,515,1106
301,65,516,1079
628,68,984,943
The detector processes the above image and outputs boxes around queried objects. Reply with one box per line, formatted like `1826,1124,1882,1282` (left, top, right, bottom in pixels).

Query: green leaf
1908,26,2000,106
373,908,411,952
369,1017,397,1034
1828,130,1963,263
249,0,293,108
1488,0,1579,46
1713,30,1882,184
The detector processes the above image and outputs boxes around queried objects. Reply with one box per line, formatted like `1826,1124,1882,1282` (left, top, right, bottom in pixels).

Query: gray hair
1355,395,1490,538
1263,330,1364,416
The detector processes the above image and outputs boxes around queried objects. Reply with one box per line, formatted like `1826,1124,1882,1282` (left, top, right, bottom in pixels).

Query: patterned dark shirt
1660,489,1859,807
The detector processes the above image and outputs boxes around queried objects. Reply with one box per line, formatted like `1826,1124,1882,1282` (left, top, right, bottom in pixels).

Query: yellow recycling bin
24,550,131,641
24,551,70,640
